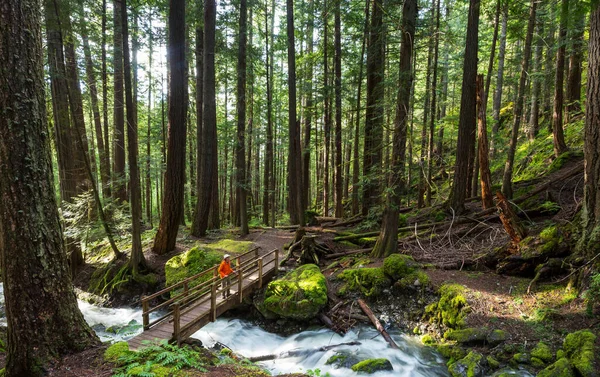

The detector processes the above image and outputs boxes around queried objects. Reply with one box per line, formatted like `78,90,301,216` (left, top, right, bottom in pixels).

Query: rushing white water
192,318,450,377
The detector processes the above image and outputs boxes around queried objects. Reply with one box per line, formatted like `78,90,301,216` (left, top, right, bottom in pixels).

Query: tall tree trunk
263,0,274,226
419,1,435,208
146,19,153,227
448,0,480,214
552,0,569,157
334,0,343,218
113,0,127,201
78,2,111,199
101,0,111,197
323,1,331,217
122,0,146,272
426,0,441,207
236,0,249,235
0,1,100,374
566,1,585,118
528,17,543,140
153,0,187,252
287,0,305,226
362,0,385,216
576,2,600,258
542,5,556,130
491,0,507,153
352,0,369,216
193,0,216,236
485,0,501,104
477,75,494,209
435,4,450,163
501,0,537,198
371,0,415,258
303,0,315,210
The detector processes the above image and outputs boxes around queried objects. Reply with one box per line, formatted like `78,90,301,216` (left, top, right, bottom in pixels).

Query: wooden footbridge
128,247,279,350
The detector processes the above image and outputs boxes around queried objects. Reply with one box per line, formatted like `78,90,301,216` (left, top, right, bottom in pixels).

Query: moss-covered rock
531,341,554,363
486,356,500,370
337,267,391,298
444,328,488,345
350,358,393,373
104,341,130,363
486,330,507,346
537,358,576,377
261,264,327,320
421,334,435,345
563,330,597,377
448,351,485,377
425,284,469,329
436,345,467,364
325,352,361,369
127,364,172,377
396,270,431,289
512,353,530,365
165,246,222,294
206,239,254,254
382,254,416,280
531,357,546,369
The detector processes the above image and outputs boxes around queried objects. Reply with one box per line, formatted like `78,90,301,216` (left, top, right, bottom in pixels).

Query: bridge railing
171,248,279,343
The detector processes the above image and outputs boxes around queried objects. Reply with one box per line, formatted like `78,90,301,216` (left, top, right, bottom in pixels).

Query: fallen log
325,248,373,259
496,191,527,247
318,313,344,335
357,299,399,350
323,216,364,228
247,341,361,362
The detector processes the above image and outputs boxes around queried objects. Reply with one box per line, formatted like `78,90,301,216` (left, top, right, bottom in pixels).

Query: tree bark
528,17,543,140
101,0,111,197
236,0,249,235
566,1,585,118
448,0,480,214
501,0,536,199
334,0,343,218
323,1,331,217
263,0,274,226
153,0,187,252
552,0,570,157
303,0,315,211
419,1,435,208
0,1,100,374
113,0,127,202
577,3,600,257
491,0,507,154
477,75,494,209
362,0,385,216
146,19,153,227
427,0,441,207
371,0,415,258
287,0,305,226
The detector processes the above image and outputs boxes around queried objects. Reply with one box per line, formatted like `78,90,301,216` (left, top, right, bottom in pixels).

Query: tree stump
496,191,527,250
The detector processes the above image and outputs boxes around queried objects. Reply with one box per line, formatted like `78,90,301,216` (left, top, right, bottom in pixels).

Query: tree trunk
477,75,494,209
371,0,415,258
577,2,600,257
236,0,249,235
153,0,187,252
528,17,543,140
287,0,305,226
334,0,343,218
491,0,507,153
362,0,385,216
263,0,274,226
566,1,585,118
552,0,569,157
542,5,556,130
303,0,314,211
419,2,435,208
1,1,100,374
78,2,111,199
426,0,441,207
323,2,331,217
122,0,146,272
146,19,153,227
113,0,127,202
448,0,480,214
101,0,111,198
501,0,537,199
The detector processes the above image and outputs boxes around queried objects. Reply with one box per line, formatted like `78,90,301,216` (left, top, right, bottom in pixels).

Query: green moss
338,241,359,248
382,254,416,280
104,341,130,363
448,351,484,377
532,357,547,369
486,329,507,346
512,353,530,365
425,284,469,329
421,334,435,345
563,330,597,377
326,353,361,369
436,345,467,363
338,267,391,297
262,264,327,320
532,342,554,363
206,239,254,254
444,328,488,345
350,358,393,373
548,151,583,174
165,246,222,295
486,356,500,370
538,358,576,377
128,364,172,377
433,210,446,222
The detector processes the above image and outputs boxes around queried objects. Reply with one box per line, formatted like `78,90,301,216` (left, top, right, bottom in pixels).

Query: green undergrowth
88,260,158,296
425,283,469,329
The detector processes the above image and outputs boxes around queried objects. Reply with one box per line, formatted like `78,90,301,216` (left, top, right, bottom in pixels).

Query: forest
1,0,600,376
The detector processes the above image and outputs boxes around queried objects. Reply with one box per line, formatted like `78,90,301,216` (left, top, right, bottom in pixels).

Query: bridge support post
258,258,263,288
142,296,149,330
211,283,217,321
274,249,279,270
173,303,181,346
238,269,243,304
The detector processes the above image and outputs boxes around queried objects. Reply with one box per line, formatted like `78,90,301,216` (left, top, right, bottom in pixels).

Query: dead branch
357,299,399,350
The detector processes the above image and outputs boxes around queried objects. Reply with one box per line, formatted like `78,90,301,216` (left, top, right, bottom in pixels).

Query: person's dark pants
221,275,231,298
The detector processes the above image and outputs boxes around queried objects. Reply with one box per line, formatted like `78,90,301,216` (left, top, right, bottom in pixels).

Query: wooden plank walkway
128,248,279,350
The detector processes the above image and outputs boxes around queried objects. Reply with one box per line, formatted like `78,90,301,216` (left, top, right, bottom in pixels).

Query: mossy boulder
396,270,431,289
538,358,576,377
337,267,391,298
104,341,130,362
486,330,507,346
350,358,393,373
382,254,416,280
486,356,500,370
105,319,142,337
448,351,486,377
165,246,222,294
261,264,327,320
421,334,435,345
206,239,254,254
325,352,361,369
425,284,469,329
563,330,597,377
444,328,488,345
531,341,554,363
436,345,467,363
512,353,530,365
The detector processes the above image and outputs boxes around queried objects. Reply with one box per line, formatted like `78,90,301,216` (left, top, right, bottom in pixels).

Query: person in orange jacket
218,254,235,298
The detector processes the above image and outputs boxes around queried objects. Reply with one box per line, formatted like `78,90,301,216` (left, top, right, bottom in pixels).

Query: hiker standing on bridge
218,254,235,298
